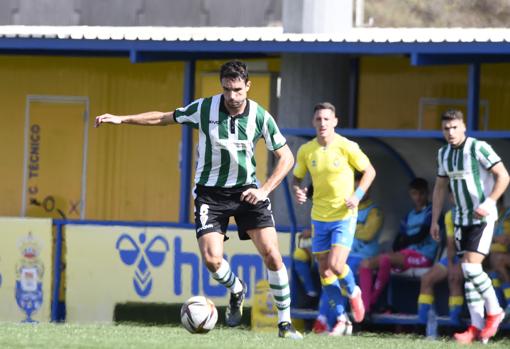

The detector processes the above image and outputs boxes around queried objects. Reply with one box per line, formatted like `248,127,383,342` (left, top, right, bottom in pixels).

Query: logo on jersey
199,204,209,227
116,232,169,297
197,204,214,233
448,170,470,180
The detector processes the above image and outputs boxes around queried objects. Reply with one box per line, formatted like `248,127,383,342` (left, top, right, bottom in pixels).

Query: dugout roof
1,26,510,65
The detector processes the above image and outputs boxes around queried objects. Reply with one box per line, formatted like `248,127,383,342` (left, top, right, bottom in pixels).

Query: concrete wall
1,0,282,26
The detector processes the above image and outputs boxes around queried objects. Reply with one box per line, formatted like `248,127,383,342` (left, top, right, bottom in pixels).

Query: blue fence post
51,220,64,322
467,63,480,132
179,60,195,224
282,176,300,306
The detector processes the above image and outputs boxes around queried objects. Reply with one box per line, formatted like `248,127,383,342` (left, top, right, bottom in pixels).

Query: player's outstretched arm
94,111,175,127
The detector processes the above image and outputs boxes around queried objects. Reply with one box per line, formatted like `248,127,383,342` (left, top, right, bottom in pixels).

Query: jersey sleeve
261,112,286,151
475,140,501,170
346,140,370,172
437,147,447,177
293,146,308,179
172,98,203,129
355,207,383,242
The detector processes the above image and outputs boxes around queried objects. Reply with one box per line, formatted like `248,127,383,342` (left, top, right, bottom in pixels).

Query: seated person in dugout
417,188,464,326
359,177,439,314
489,195,510,319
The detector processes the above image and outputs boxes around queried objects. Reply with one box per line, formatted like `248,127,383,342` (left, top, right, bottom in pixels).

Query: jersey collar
220,95,250,118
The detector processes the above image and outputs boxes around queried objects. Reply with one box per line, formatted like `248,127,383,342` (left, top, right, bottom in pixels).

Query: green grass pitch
0,323,509,349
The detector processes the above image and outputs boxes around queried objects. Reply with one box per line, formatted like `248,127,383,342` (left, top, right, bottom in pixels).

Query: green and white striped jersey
437,137,501,226
173,94,286,188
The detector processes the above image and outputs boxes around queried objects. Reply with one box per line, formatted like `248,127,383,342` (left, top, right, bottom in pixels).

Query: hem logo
116,232,169,298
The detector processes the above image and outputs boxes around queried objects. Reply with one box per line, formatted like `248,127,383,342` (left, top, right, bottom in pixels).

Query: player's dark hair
441,109,464,121
313,102,336,115
409,177,428,193
220,60,249,82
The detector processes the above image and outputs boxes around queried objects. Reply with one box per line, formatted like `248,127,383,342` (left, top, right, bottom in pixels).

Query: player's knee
262,250,283,271
202,254,223,272
360,258,371,269
329,261,345,276
421,272,433,285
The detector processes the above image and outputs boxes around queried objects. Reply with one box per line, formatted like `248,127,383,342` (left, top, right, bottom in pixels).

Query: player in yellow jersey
292,102,376,336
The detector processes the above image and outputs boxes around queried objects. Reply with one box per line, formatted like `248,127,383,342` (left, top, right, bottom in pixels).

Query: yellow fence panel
65,224,290,322
0,217,53,322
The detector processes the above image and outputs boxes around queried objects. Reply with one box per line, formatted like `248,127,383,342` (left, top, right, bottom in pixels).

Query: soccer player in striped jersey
292,102,376,336
430,109,510,344
95,60,302,339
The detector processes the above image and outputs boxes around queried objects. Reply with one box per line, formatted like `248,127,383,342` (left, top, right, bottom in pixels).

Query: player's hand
344,195,360,209
240,188,268,205
474,197,495,219
95,113,122,127
293,186,308,205
430,223,440,241
473,206,490,219
301,229,312,239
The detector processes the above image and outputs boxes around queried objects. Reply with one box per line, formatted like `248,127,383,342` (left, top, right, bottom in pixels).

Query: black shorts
193,184,275,240
454,219,495,256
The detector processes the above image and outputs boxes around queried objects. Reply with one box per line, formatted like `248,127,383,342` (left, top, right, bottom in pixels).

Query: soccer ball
180,296,218,334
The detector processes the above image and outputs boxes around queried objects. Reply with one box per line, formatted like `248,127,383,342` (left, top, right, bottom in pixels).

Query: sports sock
370,254,391,306
449,295,464,325
462,263,502,315
211,259,243,293
268,266,292,324
359,267,373,312
338,264,356,296
321,275,345,318
417,294,434,324
464,279,485,330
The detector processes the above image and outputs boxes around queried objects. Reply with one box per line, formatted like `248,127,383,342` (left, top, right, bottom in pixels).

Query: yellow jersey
293,133,370,221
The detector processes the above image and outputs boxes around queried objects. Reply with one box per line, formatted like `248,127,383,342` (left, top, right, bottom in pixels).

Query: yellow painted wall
358,57,510,131
0,56,277,223
0,55,184,221
358,56,468,129
481,63,510,130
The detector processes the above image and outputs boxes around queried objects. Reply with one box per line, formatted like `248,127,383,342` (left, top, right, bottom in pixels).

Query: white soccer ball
180,296,218,334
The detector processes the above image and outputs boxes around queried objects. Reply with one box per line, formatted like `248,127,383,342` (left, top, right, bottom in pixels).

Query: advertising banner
0,217,53,322
65,225,291,322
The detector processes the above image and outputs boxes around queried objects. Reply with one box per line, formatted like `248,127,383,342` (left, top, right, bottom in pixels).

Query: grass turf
0,323,509,349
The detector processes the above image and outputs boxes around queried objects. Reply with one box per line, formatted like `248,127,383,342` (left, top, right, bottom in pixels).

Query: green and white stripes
269,282,291,310
174,94,286,188
437,137,500,226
